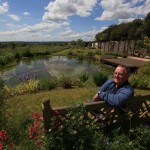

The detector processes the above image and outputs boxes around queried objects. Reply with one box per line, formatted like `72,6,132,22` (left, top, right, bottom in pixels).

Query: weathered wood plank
100,57,147,72
42,94,150,130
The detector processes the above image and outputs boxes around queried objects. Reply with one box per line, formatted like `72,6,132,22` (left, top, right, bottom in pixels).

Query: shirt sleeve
99,87,134,108
99,80,112,92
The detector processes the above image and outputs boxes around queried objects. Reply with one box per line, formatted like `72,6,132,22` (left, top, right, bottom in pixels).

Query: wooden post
42,97,53,131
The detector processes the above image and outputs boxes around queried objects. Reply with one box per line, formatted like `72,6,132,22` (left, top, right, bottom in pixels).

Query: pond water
0,56,113,86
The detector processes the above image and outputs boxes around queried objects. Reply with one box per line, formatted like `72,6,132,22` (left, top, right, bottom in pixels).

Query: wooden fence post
42,97,53,131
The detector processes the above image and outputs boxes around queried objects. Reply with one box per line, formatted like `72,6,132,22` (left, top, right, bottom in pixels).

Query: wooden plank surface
100,57,146,68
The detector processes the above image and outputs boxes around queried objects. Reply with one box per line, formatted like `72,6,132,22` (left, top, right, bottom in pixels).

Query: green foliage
95,12,150,41
138,62,150,75
129,74,139,88
14,52,21,59
33,50,50,56
78,72,89,83
38,78,58,90
0,77,4,89
4,79,39,96
2,107,150,149
138,75,150,89
129,62,150,89
45,105,101,149
59,76,74,89
92,71,108,87
0,53,15,66
0,78,5,129
130,125,150,149
95,49,101,55
129,74,150,89
22,49,34,57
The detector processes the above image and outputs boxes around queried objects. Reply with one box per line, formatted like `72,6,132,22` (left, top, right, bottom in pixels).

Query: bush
78,72,89,83
4,79,39,96
92,71,108,87
0,53,15,66
131,125,150,149
1,106,150,149
45,105,101,149
138,75,150,89
129,74,139,88
22,49,33,57
138,62,150,75
14,52,21,59
38,78,58,90
129,62,150,89
0,79,5,129
59,76,74,89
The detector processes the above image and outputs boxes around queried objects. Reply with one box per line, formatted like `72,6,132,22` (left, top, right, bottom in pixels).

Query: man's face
113,66,128,86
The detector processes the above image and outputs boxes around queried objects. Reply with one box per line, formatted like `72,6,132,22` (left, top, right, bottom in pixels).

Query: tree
143,12,150,37
144,36,150,53
11,42,16,51
76,39,85,48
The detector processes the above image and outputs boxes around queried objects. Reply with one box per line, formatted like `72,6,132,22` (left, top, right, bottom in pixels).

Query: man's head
113,65,130,87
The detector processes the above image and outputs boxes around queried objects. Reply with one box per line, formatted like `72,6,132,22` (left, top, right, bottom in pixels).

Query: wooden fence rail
42,94,150,131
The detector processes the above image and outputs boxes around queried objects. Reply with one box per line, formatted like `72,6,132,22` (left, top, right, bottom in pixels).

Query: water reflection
0,56,103,86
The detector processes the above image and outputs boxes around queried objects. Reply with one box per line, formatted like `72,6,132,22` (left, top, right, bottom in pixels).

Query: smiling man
92,65,134,108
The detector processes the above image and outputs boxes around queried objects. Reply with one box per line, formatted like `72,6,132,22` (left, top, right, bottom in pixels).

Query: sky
0,0,150,42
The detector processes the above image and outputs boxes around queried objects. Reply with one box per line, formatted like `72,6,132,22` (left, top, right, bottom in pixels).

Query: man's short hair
117,65,131,75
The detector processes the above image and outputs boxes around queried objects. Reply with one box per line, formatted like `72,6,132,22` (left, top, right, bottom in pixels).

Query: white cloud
55,28,98,41
43,0,97,22
8,14,20,21
0,30,19,36
0,2,9,15
23,12,29,16
95,0,150,21
118,18,136,24
21,22,61,33
5,23,22,28
130,0,145,5
134,0,150,15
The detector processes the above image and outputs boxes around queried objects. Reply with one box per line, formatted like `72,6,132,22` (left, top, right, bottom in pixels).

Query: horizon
0,0,149,42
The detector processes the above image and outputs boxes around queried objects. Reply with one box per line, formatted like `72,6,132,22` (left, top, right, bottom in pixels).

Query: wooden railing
42,94,150,131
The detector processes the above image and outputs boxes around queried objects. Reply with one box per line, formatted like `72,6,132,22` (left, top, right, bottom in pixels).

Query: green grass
5,87,149,118
4,87,98,131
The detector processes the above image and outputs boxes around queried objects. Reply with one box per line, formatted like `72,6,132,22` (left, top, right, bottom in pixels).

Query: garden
0,59,150,149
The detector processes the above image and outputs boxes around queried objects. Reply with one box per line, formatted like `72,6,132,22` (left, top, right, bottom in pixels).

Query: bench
42,94,150,131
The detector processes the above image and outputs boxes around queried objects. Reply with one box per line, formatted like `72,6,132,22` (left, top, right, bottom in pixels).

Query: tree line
95,12,150,42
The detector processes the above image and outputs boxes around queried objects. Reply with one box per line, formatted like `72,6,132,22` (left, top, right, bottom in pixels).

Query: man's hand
92,93,101,102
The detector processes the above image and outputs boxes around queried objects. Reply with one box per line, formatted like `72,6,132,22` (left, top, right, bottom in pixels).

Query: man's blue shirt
98,79,134,108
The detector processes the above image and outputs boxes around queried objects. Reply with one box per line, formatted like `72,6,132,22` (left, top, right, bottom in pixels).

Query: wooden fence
42,94,150,131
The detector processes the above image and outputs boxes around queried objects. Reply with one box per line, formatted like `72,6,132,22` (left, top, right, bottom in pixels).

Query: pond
0,56,114,86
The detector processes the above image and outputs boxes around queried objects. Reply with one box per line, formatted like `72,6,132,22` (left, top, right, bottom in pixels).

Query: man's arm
99,87,134,107
92,80,113,102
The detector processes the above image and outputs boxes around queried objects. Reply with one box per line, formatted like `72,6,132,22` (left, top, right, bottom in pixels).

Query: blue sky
0,0,149,42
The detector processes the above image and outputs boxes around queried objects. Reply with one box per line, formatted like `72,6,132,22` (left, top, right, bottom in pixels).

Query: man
92,65,134,108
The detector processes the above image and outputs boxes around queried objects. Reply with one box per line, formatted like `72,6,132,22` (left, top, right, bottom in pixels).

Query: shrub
22,49,33,57
14,52,21,59
73,79,84,87
138,75,150,89
131,125,150,149
129,74,139,88
78,72,89,83
45,105,101,149
0,53,15,66
4,79,39,96
38,78,58,90
92,71,108,87
59,76,74,89
0,78,6,129
1,108,150,149
138,62,150,75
